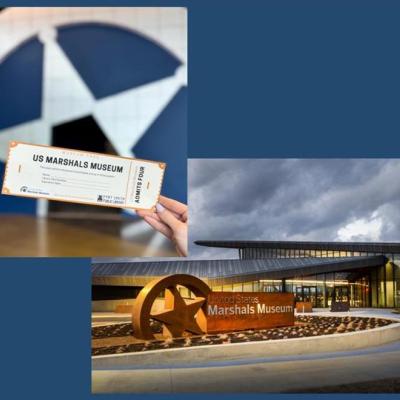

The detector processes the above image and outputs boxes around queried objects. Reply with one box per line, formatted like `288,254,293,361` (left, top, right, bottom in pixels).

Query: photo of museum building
92,240,400,309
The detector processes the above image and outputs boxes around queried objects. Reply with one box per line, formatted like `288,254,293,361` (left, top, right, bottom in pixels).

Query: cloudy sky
189,159,400,259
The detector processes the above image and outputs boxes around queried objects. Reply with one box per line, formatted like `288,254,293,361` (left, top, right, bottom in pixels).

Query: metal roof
92,255,385,286
195,240,400,253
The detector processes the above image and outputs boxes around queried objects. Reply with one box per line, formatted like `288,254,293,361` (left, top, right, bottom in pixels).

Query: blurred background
0,7,187,256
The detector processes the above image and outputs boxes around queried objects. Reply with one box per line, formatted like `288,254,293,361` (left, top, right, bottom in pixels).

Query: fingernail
156,203,165,213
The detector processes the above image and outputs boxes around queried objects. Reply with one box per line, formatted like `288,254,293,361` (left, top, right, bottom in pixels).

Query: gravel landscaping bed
92,315,395,356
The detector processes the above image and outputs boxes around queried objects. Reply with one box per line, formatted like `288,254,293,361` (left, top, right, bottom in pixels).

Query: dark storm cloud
188,159,400,258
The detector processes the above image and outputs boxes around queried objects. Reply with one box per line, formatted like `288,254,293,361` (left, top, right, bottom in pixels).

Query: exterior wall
92,298,165,313
241,247,399,260
210,271,371,309
92,299,135,312
239,246,400,308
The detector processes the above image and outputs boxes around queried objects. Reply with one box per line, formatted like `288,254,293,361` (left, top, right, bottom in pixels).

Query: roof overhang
92,255,386,287
195,240,400,254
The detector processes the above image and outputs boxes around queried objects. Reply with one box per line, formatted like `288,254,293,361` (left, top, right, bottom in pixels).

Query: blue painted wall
57,23,181,99
0,37,43,130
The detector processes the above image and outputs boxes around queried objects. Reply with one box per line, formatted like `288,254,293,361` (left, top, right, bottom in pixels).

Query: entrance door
333,286,349,303
295,287,304,301
331,285,350,311
303,286,317,306
296,286,317,307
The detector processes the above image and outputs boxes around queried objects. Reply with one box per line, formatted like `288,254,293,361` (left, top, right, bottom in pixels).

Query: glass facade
235,246,400,308
241,247,400,262
209,270,371,308
395,256,400,308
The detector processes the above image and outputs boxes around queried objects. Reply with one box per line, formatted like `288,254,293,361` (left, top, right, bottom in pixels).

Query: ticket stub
2,142,166,210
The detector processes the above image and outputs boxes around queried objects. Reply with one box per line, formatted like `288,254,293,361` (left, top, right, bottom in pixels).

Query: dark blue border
1,1,400,398
0,258,92,398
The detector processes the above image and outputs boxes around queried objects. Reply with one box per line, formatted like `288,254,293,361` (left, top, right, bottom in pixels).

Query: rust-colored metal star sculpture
132,274,211,340
152,285,206,337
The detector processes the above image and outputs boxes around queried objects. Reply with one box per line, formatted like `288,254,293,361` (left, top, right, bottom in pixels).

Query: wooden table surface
0,215,178,257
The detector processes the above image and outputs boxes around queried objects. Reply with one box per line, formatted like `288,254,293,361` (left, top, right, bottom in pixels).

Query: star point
150,285,206,337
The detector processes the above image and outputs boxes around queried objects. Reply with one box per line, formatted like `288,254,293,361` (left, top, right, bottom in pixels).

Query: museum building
92,241,400,309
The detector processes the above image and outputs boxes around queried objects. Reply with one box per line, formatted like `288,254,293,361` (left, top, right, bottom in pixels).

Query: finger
159,195,187,215
136,209,161,222
180,210,188,223
176,247,186,257
175,238,188,257
136,209,153,217
143,215,173,239
137,207,180,221
173,229,188,257
156,203,184,232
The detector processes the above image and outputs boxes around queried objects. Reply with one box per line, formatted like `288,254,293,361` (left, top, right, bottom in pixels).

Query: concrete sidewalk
92,341,400,393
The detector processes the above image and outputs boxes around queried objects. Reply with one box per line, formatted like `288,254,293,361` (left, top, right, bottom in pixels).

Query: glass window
222,284,233,292
325,273,334,307
371,269,378,308
233,282,243,292
316,274,326,307
386,262,394,307
212,285,223,292
394,259,400,308
378,266,386,307
284,280,292,294
243,281,253,292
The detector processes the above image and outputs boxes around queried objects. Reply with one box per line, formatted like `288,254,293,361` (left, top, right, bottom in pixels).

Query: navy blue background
2,0,400,158
0,258,91,397
1,1,400,399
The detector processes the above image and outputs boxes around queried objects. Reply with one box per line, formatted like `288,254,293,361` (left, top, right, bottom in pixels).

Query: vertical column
282,278,286,293
324,273,328,308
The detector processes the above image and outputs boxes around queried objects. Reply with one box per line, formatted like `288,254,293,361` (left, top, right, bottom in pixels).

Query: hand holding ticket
2,142,166,211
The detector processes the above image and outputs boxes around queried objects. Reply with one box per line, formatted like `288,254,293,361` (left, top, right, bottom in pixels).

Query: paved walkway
92,340,400,393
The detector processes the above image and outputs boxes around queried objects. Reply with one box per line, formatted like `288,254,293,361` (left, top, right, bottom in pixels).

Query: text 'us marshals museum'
92,241,400,310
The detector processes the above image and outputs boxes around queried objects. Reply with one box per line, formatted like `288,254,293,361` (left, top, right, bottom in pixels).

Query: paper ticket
2,141,166,210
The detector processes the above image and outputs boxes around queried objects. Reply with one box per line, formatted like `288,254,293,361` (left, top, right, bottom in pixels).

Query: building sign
206,292,294,333
132,274,295,340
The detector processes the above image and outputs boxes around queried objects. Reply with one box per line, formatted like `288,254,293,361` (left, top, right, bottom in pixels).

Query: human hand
136,195,188,257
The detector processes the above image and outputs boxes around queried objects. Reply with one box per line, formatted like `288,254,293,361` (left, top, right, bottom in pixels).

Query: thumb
156,203,184,232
